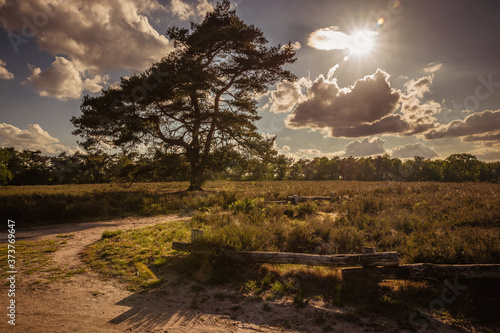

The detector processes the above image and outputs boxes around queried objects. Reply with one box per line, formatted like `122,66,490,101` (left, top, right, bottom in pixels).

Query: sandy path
0,216,462,333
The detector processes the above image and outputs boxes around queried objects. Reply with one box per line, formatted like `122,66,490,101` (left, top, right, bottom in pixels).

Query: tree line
1,147,499,186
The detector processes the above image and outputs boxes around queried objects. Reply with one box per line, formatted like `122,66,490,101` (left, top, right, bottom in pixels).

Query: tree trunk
187,163,205,191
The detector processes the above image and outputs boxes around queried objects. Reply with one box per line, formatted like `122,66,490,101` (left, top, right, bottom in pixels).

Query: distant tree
311,157,340,180
340,157,357,181
289,159,306,180
72,1,296,190
50,152,85,184
356,158,376,181
443,153,481,182
8,149,52,185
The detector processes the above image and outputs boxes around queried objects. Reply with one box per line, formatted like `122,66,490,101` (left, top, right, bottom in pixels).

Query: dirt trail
1,216,461,333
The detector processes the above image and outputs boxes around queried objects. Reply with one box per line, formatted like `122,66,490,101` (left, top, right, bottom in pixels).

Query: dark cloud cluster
425,110,500,140
287,69,405,137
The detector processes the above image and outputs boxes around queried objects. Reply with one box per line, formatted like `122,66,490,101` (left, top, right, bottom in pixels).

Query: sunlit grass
0,240,86,282
81,220,191,290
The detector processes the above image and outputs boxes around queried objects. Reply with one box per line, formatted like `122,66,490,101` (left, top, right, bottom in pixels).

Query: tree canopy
71,0,296,190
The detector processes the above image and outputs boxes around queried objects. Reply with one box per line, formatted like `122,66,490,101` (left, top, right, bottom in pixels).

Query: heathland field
3,181,499,265
2,181,500,331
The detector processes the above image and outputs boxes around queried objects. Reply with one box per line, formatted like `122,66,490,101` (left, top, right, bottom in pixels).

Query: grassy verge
0,239,86,284
81,220,192,291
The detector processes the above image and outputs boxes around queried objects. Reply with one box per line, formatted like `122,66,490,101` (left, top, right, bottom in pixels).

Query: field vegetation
74,180,500,330
4,180,500,330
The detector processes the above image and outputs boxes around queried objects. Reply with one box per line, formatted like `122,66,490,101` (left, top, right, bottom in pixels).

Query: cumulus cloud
0,59,14,80
308,26,376,53
400,72,441,135
390,143,438,159
424,110,500,140
344,137,386,157
287,68,404,137
0,0,174,98
266,80,307,113
0,123,81,154
23,57,107,100
285,148,341,160
462,131,500,144
470,146,500,161
171,0,213,20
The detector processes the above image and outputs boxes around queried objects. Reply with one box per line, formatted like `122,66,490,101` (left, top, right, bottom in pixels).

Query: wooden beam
342,263,500,281
287,195,332,204
171,242,398,267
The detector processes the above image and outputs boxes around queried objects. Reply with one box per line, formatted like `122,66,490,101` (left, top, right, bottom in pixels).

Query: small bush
101,230,123,239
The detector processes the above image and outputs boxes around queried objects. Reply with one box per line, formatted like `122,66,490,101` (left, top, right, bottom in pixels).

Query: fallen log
171,242,398,267
342,263,500,281
287,195,332,204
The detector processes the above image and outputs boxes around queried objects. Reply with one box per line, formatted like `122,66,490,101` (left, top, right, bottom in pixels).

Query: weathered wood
171,242,398,267
286,195,332,204
362,247,376,254
342,264,500,281
266,200,288,205
191,229,204,243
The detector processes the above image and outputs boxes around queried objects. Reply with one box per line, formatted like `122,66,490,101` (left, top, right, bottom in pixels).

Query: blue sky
1,0,500,160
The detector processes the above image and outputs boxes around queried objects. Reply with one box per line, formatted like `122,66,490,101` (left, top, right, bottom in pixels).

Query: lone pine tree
72,1,296,190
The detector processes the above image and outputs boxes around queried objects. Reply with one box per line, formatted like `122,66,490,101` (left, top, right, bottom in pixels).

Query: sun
347,30,377,56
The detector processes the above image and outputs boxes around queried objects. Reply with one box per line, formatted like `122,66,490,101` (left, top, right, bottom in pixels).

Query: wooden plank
171,242,398,267
287,196,332,204
342,264,500,281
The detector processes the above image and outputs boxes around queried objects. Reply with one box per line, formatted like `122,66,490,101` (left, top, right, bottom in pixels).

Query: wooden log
342,263,500,281
171,242,398,267
265,200,288,205
286,195,332,204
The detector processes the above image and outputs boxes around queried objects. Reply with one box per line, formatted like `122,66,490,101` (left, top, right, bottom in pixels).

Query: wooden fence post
362,247,376,254
191,229,204,244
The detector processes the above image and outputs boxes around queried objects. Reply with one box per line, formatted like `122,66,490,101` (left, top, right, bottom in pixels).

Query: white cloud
390,143,438,159
0,59,14,80
283,41,301,51
344,137,386,157
0,123,81,154
266,80,307,113
400,73,441,135
308,26,377,54
0,0,173,98
423,62,443,74
470,146,500,161
170,0,213,20
308,26,351,51
23,57,107,100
